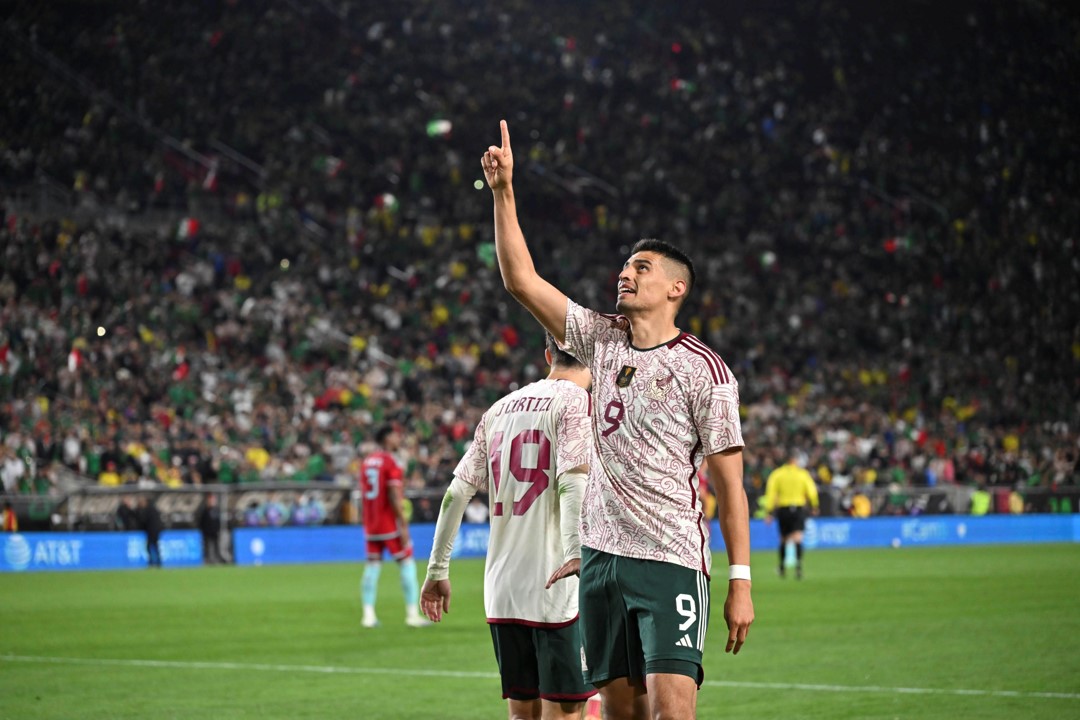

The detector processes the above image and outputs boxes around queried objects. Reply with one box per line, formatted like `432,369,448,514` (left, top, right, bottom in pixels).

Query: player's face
616,251,672,313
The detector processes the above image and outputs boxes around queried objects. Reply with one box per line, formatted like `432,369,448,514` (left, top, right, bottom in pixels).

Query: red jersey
360,451,404,539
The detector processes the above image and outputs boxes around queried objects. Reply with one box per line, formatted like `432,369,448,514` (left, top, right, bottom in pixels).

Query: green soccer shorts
578,546,711,686
489,621,596,703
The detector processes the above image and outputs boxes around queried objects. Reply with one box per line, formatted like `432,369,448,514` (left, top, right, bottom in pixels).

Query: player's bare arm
707,448,755,655
389,484,411,548
484,119,569,343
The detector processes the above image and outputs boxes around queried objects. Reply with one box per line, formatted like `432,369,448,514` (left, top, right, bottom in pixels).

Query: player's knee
596,704,646,720
597,683,648,720
538,700,586,720
643,675,697,720
508,698,542,720
647,696,696,720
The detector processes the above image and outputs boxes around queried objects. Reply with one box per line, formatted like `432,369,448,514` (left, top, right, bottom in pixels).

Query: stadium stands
1,0,1077,517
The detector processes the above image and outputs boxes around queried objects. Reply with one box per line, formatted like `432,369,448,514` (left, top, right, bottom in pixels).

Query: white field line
2,654,1078,701
0,654,495,680
703,679,1080,701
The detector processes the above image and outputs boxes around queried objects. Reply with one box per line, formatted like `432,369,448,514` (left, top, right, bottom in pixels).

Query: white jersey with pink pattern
562,299,744,576
453,378,593,625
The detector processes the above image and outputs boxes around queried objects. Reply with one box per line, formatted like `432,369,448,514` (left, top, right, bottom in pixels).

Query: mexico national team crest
616,365,637,388
645,371,674,400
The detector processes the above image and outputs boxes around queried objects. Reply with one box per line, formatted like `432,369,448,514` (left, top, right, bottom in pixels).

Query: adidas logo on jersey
676,634,694,648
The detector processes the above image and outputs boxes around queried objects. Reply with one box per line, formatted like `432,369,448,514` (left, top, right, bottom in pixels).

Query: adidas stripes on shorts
578,546,710,687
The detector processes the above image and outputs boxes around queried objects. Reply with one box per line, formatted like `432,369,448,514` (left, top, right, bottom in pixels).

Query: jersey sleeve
386,456,404,486
763,470,778,511
804,471,820,508
692,374,745,456
562,299,627,368
554,386,592,475
556,469,587,562
426,476,478,582
452,411,490,492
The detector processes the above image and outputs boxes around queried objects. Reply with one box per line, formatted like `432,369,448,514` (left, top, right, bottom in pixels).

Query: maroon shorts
366,535,413,561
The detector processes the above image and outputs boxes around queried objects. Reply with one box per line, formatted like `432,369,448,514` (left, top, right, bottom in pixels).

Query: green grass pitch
2,544,1079,719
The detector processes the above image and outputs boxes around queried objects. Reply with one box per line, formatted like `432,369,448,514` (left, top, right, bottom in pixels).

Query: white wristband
728,564,751,581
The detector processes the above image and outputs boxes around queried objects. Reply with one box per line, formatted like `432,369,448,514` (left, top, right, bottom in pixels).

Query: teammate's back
470,376,592,624
421,334,597,719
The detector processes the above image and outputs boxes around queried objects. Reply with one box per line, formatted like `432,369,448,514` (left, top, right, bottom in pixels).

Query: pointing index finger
500,119,511,151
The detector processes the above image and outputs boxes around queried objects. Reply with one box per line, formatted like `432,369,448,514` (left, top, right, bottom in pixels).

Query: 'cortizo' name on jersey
491,395,555,416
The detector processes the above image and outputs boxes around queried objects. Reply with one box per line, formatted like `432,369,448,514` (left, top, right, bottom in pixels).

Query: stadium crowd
1,0,1077,514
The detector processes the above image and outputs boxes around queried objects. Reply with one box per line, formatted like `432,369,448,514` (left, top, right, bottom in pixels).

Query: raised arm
483,120,569,343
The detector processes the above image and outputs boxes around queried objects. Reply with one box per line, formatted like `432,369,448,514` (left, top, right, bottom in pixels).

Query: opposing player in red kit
360,424,429,627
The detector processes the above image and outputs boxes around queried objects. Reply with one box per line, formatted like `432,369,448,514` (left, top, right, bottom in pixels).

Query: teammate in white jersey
482,120,754,720
421,334,596,720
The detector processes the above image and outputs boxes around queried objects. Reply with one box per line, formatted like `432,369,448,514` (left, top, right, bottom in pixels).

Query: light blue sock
399,558,419,609
784,541,797,568
362,562,381,608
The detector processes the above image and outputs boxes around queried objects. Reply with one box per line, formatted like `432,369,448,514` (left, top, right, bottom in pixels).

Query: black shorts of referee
774,506,807,536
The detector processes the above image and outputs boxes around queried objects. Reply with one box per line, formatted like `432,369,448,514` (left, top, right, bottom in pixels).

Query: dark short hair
545,333,584,370
630,238,696,295
374,424,396,445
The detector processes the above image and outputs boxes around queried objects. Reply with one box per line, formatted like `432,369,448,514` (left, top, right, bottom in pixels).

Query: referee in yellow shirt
764,454,819,579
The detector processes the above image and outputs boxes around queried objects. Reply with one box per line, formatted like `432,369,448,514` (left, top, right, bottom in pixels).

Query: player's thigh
620,556,710,684
365,539,387,560
490,624,541,701
579,547,640,684
534,622,595,702
386,536,413,560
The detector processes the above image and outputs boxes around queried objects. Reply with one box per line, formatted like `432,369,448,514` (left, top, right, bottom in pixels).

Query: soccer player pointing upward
483,120,754,720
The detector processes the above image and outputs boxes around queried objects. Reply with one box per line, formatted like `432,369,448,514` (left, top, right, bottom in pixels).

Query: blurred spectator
2,499,17,532
464,497,489,525
137,495,163,568
197,493,225,564
115,494,138,531
1,446,26,494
